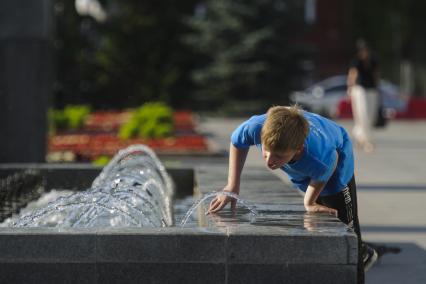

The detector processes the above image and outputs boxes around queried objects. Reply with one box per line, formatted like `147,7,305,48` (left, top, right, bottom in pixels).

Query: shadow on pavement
365,242,426,284
374,138,426,149
362,225,426,233
357,184,426,191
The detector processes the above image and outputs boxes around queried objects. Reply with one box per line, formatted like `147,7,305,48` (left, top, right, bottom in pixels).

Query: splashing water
12,145,174,228
180,191,258,227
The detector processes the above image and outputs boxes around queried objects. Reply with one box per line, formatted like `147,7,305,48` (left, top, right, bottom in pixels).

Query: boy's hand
305,203,338,217
207,189,237,214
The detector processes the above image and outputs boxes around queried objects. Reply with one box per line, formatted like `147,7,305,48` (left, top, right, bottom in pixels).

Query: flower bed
48,111,208,162
84,111,132,133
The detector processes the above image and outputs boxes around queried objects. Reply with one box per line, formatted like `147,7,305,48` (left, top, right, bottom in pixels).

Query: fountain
0,146,358,284
9,145,173,228
180,191,258,227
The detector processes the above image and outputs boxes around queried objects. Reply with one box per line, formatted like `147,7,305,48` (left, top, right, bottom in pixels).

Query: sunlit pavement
199,116,426,284
339,120,426,284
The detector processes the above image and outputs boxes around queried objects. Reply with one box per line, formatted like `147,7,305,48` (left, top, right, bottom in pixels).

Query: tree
54,0,198,109
184,0,310,110
54,0,97,108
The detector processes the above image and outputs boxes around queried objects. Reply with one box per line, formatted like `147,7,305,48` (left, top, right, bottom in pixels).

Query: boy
207,105,377,284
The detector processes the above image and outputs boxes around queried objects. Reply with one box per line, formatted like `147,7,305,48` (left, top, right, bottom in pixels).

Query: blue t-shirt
230,111,354,196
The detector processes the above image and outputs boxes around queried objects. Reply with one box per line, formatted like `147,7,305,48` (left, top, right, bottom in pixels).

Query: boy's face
262,145,302,170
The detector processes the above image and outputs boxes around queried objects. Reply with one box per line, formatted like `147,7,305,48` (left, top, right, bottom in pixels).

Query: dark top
350,56,379,88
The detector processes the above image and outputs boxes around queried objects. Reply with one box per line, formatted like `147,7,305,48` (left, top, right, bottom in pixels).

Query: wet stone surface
0,164,358,283
191,165,358,283
194,165,354,235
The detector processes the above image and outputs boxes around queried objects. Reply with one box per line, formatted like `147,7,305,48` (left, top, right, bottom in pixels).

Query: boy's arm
304,151,339,216
226,143,249,194
304,181,337,216
208,143,249,213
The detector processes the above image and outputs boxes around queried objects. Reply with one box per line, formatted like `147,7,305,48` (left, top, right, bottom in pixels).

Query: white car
290,75,407,118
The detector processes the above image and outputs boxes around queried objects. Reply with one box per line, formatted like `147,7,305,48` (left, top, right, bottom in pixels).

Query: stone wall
0,164,357,283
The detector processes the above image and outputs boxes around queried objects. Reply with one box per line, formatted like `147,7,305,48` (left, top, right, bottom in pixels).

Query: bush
49,105,91,132
119,102,174,139
92,156,111,166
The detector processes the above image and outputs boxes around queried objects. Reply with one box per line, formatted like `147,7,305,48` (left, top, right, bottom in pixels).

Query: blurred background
1,0,426,162
50,0,426,109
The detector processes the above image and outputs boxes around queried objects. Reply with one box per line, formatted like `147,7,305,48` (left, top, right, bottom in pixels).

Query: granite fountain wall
0,163,357,284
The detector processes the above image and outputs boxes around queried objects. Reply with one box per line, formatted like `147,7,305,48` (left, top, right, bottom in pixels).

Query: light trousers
350,85,379,145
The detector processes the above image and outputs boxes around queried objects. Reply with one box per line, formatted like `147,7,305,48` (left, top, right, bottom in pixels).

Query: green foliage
184,0,309,108
49,109,68,131
64,105,91,129
92,156,111,166
119,102,173,139
53,0,98,108
49,105,91,131
53,0,198,109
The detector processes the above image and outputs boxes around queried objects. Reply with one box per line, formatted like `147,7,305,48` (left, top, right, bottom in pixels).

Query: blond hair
261,105,309,152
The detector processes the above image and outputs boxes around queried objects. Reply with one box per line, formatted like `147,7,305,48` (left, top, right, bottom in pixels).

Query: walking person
347,39,380,152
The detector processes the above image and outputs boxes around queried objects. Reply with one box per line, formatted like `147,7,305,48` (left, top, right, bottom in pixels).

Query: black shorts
316,176,365,284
